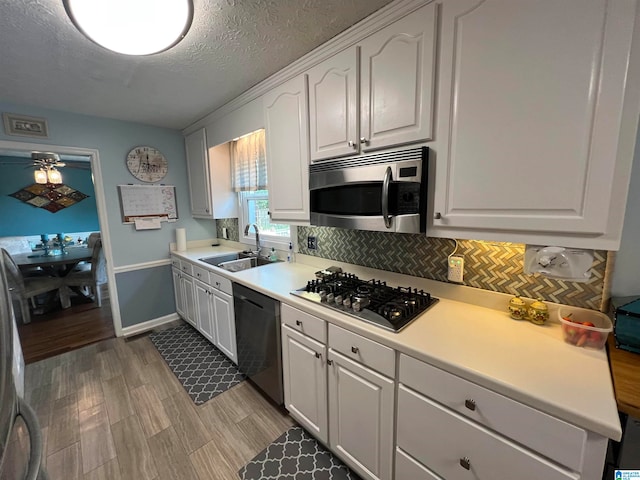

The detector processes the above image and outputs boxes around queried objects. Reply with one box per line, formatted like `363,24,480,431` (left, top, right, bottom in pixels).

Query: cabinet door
328,349,394,480
171,267,185,318
360,3,437,151
307,47,359,161
181,274,196,327
185,127,212,218
213,290,237,364
432,0,637,235
194,280,215,343
282,325,328,444
264,75,310,223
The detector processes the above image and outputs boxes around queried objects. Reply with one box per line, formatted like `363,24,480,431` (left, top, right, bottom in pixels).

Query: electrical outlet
448,254,464,283
307,236,317,250
222,227,228,240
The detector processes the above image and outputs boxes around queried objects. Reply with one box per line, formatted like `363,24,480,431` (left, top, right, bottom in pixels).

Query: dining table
12,246,93,309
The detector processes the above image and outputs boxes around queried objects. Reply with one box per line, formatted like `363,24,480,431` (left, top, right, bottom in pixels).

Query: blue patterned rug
239,426,360,480
149,323,246,405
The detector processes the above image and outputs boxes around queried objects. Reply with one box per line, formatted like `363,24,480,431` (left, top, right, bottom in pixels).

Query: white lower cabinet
171,256,237,364
212,289,237,364
181,273,196,328
327,324,395,480
171,267,185,319
194,279,215,343
328,349,394,480
281,324,328,443
396,386,576,480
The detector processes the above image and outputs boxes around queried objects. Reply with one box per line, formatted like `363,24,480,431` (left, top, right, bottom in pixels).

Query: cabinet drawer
192,265,208,282
170,256,181,268
180,261,193,276
396,448,442,480
282,304,326,343
397,386,576,480
399,354,586,471
328,324,395,378
208,271,232,295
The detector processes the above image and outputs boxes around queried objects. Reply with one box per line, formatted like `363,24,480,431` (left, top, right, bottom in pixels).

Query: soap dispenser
269,248,278,262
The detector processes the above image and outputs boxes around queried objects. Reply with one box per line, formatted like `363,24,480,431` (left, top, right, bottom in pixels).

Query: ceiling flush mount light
63,0,193,55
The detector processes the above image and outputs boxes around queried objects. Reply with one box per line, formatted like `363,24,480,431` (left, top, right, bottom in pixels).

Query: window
239,190,290,248
231,129,290,249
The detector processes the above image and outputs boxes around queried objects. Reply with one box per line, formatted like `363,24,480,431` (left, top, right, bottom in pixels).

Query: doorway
0,140,119,363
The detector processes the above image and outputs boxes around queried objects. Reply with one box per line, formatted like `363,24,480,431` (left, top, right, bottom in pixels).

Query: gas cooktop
290,268,438,332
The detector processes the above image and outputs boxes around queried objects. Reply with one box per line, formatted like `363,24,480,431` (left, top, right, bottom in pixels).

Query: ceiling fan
0,151,90,170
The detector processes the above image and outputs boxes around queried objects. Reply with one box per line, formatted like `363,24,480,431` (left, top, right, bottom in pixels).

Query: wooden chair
1,248,63,324
63,240,107,307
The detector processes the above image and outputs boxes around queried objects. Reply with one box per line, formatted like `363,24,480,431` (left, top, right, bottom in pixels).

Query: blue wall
0,155,99,236
0,101,217,328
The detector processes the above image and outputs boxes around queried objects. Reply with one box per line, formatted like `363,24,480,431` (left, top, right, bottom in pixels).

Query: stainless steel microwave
309,146,428,234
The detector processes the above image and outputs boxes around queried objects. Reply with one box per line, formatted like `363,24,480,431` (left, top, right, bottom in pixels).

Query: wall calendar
117,184,178,224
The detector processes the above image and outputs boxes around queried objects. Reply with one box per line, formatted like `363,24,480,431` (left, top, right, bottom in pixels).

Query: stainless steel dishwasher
233,283,283,405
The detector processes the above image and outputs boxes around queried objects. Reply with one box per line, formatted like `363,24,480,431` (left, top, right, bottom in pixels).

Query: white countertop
171,245,622,441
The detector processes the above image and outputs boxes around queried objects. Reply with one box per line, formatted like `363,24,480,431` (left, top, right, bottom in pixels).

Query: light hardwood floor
21,328,295,479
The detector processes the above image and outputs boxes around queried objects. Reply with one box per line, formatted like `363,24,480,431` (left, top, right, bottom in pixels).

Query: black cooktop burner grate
291,271,438,332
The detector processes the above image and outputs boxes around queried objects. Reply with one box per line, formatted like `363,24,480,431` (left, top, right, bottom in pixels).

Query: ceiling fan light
64,0,193,56
35,169,48,184
47,168,63,184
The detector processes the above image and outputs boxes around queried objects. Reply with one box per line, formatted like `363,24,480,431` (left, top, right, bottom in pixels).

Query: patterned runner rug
149,323,246,405
239,426,360,480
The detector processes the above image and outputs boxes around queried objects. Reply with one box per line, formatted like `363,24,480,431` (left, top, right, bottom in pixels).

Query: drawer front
208,271,232,295
282,304,326,343
328,324,395,378
396,448,442,480
180,260,193,276
399,354,586,471
192,265,208,282
397,386,576,480
170,256,181,268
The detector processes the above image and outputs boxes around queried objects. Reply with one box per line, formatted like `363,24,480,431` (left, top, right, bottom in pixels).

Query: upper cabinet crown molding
182,0,434,136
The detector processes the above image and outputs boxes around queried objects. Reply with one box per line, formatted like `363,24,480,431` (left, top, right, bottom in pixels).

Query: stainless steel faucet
244,223,260,255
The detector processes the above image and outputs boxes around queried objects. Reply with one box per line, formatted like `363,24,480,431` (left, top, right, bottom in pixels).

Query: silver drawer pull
315,352,321,359
464,399,476,411
351,346,359,354
296,320,302,326
459,457,471,470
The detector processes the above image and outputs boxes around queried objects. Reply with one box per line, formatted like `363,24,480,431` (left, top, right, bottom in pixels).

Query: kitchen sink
198,251,281,272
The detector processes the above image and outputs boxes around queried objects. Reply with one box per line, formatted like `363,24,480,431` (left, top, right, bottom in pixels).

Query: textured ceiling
0,0,394,130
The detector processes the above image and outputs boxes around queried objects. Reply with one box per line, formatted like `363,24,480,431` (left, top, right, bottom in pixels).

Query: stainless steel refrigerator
0,253,47,480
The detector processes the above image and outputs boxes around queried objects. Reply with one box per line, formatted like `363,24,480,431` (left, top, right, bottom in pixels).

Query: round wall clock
126,146,168,182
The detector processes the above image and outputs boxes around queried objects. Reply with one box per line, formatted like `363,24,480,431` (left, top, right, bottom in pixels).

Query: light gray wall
612,123,640,297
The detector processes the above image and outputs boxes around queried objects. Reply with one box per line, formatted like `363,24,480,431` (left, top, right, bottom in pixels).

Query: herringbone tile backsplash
297,226,608,311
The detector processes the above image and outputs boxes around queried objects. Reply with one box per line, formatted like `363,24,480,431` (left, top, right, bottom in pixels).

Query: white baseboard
121,313,181,337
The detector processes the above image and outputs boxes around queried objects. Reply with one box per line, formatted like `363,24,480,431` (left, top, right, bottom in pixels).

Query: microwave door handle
382,166,392,229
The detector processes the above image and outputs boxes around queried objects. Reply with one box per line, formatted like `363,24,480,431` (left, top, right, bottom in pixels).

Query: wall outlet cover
307,236,317,250
448,254,464,283
222,227,228,239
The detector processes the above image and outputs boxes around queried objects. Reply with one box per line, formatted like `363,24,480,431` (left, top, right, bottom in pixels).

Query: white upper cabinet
264,75,311,223
432,0,640,247
360,2,437,152
308,48,359,161
307,3,438,161
185,128,212,217
185,129,238,220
